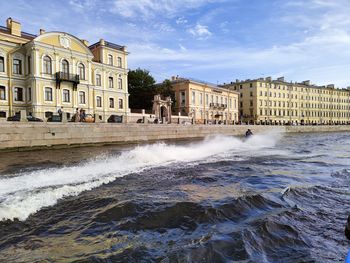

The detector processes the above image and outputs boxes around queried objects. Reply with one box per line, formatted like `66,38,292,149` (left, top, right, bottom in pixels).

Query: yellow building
0,17,129,121
170,77,239,124
223,77,350,125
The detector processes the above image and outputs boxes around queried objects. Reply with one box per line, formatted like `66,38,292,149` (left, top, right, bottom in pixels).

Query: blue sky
1,0,350,87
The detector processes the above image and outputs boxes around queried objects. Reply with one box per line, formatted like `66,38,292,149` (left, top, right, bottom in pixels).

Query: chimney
277,76,285,82
39,29,46,35
171,76,176,81
81,39,89,46
99,39,105,46
266,76,272,82
6,17,21,37
302,80,310,86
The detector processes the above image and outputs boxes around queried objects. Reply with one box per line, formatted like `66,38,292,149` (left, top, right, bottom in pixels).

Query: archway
152,95,172,124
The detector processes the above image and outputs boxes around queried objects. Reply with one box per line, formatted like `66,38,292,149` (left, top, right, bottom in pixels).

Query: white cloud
176,17,188,25
187,23,212,39
68,0,97,12
111,0,215,19
179,44,187,51
153,22,175,32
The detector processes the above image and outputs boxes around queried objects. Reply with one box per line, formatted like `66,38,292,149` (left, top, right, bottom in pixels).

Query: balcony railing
55,72,80,89
209,103,227,109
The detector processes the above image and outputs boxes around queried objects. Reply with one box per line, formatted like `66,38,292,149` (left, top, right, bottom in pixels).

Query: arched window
61,59,69,76
95,74,101,86
43,56,52,74
78,63,85,80
118,77,122,89
108,54,113,65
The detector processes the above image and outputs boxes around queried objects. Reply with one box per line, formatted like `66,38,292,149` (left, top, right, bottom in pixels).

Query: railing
55,72,80,89
209,103,227,109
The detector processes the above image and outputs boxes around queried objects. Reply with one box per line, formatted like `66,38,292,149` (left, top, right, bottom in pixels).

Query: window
192,91,195,104
0,86,5,100
200,93,203,105
250,91,253,97
109,98,114,108
118,98,123,109
0,111,6,118
62,59,69,75
108,54,113,65
0,56,4,72
14,87,23,101
43,56,52,74
63,89,70,102
96,74,101,86
28,87,31,101
181,91,186,105
109,77,113,88
78,63,85,80
79,91,86,104
118,77,122,89
28,56,31,74
96,96,102,107
117,57,122,68
45,87,53,101
206,94,209,105
13,59,22,74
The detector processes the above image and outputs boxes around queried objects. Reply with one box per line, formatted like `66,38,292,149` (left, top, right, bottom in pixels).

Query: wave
0,131,283,221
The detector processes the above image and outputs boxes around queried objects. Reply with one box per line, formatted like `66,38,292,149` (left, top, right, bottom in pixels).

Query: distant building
169,76,239,124
222,77,350,125
0,17,129,121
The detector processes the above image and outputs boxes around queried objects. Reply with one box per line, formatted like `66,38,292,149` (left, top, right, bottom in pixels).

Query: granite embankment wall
0,123,349,151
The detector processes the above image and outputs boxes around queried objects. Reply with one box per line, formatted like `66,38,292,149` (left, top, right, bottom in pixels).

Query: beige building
170,77,239,124
0,17,129,121
222,77,350,125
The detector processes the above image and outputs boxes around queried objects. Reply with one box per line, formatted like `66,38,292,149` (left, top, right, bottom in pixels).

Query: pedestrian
79,108,85,122
75,108,80,122
57,107,62,116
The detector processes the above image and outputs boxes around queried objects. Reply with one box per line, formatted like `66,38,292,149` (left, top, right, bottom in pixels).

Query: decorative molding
59,35,71,49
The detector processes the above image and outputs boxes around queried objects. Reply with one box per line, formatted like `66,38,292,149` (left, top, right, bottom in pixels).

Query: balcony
55,72,80,89
209,103,227,110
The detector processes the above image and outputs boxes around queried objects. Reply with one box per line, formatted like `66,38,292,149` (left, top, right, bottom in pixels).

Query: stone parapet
0,123,349,152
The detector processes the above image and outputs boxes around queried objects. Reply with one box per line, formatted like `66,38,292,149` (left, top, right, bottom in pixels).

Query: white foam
0,131,283,221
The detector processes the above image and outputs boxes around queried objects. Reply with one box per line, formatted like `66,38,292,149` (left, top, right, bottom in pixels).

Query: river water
0,131,349,262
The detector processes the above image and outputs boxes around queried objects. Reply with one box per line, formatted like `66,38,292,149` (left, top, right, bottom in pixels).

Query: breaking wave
0,131,282,221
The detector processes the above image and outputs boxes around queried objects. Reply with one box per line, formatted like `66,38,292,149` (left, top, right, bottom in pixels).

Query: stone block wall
0,123,349,151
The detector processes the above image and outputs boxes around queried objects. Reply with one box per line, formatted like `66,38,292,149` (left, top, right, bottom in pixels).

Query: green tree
128,68,156,110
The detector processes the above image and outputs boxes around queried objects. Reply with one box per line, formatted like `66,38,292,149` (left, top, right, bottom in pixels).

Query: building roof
0,25,36,40
223,77,350,93
170,77,240,94
89,40,125,51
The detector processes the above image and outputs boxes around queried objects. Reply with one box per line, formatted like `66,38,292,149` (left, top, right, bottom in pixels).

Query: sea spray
0,131,283,221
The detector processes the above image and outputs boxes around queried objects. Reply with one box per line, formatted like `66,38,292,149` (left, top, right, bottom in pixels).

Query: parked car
107,115,123,123
7,114,43,122
47,115,61,122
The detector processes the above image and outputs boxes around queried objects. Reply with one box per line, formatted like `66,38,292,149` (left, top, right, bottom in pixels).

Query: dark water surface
0,132,349,262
